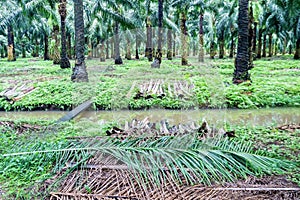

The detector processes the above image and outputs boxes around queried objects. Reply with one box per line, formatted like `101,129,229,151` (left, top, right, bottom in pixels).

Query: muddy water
0,108,299,126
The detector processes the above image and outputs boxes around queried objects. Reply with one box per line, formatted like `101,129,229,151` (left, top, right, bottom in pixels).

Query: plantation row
0,57,299,111
1,0,299,83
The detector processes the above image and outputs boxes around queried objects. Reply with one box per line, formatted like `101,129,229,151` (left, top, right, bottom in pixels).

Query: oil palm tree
233,0,250,84
58,0,70,68
0,0,57,61
189,0,206,62
91,0,137,65
204,11,217,59
0,1,17,61
216,0,238,59
71,0,88,82
171,0,190,65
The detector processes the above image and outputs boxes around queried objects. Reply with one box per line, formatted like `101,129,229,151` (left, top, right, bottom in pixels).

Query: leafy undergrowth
227,124,300,184
0,119,299,199
0,56,299,111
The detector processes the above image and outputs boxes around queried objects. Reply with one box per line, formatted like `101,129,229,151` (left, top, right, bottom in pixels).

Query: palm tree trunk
294,38,300,59
256,28,262,58
33,39,39,57
181,11,188,65
87,38,93,59
268,33,272,57
125,36,132,60
173,32,176,57
1,48,5,58
96,42,100,57
274,39,277,56
198,14,204,62
110,37,114,59
219,33,225,59
67,32,72,59
106,40,110,59
44,34,50,60
252,22,257,60
210,42,215,59
262,33,266,57
52,25,61,64
100,40,105,62
167,29,172,60
59,0,71,68
114,22,123,64
146,17,153,61
233,0,250,84
21,43,26,58
229,32,234,58
152,28,156,57
193,41,196,56
135,33,140,59
7,24,16,61
92,44,96,57
154,0,163,64
282,38,286,55
248,5,254,69
71,0,88,82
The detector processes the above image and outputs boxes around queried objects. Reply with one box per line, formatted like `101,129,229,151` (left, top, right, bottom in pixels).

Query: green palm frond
94,4,135,29
3,134,294,190
164,17,180,33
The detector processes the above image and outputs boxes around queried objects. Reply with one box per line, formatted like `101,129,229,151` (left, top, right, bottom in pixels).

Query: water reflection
1,108,299,126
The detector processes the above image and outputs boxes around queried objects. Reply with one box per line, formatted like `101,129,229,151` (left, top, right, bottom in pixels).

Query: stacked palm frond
105,118,233,139
129,79,194,100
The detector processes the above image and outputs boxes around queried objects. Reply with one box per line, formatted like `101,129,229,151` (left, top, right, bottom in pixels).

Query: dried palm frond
3,134,295,199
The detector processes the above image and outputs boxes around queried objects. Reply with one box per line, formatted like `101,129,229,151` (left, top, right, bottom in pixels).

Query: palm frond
164,17,180,33
4,135,294,189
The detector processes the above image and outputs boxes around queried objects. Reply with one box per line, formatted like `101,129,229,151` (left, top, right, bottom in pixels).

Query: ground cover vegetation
0,0,300,199
0,56,299,111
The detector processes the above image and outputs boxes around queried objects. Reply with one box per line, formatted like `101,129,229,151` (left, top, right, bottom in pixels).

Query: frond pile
3,133,294,199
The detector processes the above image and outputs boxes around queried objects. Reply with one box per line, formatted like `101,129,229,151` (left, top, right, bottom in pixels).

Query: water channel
1,107,299,126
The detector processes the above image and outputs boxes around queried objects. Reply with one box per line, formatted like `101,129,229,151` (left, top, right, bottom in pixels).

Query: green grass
0,55,299,111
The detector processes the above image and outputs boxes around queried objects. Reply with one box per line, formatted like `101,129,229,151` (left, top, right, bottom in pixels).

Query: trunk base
71,62,89,82
147,48,153,62
135,49,139,59
151,59,160,68
294,39,300,59
233,71,251,84
125,55,132,60
115,57,123,65
181,59,188,66
167,51,172,60
60,57,71,69
7,45,16,61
